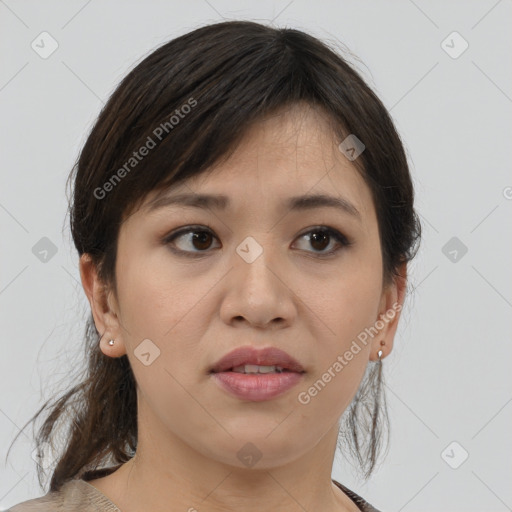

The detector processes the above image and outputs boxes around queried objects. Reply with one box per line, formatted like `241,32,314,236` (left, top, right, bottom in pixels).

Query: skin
80,103,407,512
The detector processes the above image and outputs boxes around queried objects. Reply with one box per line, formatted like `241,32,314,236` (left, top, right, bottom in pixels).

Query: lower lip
211,371,304,401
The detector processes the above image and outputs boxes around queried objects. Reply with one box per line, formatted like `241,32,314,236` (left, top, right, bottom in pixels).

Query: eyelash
162,224,352,259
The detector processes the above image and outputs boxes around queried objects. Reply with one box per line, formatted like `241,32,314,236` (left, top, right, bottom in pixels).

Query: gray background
1,1,511,511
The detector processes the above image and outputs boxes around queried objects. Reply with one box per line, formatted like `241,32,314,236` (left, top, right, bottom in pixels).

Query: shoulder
8,479,120,512
332,479,383,512
8,486,64,511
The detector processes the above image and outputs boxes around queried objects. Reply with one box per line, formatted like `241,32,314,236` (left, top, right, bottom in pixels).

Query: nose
219,239,296,330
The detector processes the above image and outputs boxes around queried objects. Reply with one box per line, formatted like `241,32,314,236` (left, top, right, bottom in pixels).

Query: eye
163,225,220,257
293,226,352,257
163,225,352,258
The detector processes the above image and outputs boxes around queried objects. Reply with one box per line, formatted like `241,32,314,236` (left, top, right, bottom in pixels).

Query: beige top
8,472,381,512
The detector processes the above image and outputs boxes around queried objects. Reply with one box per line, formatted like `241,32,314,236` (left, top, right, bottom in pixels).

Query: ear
79,253,127,358
369,262,408,361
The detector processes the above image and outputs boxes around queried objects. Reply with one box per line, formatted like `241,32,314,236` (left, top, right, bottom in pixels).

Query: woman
8,19,421,512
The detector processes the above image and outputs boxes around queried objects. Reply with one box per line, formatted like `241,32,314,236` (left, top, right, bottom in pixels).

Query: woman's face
87,104,404,470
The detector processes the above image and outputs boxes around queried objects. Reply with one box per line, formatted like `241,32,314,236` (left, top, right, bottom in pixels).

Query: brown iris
191,231,214,251
308,231,330,252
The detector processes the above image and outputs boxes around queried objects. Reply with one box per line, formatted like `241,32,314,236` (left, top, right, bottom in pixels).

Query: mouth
209,345,305,374
209,346,305,401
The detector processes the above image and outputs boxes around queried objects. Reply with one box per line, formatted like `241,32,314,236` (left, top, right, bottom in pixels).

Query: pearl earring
108,339,115,346
378,340,385,360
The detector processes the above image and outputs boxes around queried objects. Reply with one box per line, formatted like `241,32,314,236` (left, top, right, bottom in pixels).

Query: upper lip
210,346,305,373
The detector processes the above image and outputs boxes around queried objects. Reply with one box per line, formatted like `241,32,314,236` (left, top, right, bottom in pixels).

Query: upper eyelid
165,224,346,238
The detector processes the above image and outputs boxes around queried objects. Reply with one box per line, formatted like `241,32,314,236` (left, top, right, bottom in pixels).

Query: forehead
139,104,376,225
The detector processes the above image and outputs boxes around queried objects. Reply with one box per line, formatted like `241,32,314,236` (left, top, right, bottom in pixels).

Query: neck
90,410,359,512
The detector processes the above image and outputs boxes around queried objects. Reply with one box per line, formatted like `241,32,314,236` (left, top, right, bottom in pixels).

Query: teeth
231,364,285,374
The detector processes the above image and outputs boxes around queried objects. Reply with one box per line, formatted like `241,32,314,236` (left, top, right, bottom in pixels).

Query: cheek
116,250,213,395
116,247,202,337
301,258,381,402
307,256,382,343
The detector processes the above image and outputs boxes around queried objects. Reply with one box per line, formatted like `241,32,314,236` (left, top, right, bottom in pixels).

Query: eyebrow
146,192,362,221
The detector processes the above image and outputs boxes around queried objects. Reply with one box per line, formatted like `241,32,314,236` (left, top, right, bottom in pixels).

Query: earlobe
99,335,126,358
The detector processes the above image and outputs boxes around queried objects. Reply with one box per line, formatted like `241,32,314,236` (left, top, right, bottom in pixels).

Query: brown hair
7,19,421,490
